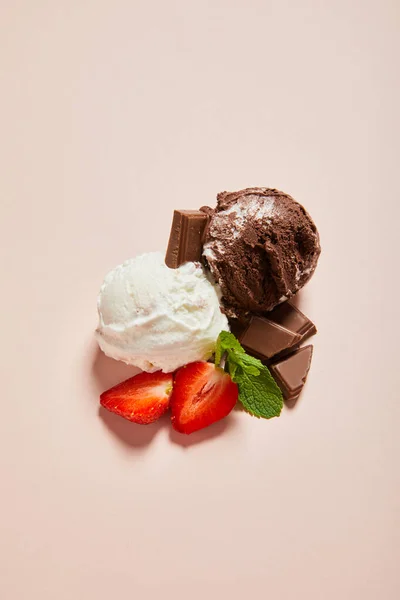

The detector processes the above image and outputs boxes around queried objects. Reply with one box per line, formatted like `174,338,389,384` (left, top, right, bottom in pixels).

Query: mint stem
219,351,227,370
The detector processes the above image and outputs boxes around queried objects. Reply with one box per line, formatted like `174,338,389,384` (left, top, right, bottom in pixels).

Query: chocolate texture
202,188,321,318
266,301,317,343
269,345,313,407
165,210,209,268
231,301,316,361
240,316,302,360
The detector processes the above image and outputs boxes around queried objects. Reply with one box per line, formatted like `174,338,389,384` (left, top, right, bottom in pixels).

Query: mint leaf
215,330,283,419
232,362,283,419
226,354,240,380
238,353,262,376
215,330,244,366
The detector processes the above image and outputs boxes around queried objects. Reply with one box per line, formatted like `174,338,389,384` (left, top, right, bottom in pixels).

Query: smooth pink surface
1,2,399,599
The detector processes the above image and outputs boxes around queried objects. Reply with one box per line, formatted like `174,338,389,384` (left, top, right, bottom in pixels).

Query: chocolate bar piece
231,301,316,361
239,317,302,360
269,345,313,407
165,210,209,268
267,301,317,344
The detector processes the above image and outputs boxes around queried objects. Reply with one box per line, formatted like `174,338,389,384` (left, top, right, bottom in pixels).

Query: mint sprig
215,331,283,419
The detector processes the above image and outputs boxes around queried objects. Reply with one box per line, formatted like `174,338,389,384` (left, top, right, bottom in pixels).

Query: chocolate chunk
229,319,248,339
165,210,209,268
230,301,316,361
269,345,313,407
239,316,302,360
267,301,317,345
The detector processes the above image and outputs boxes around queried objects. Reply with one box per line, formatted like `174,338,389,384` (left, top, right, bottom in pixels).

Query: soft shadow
99,406,167,448
169,414,237,448
283,396,300,410
91,345,141,393
92,345,161,449
288,291,305,310
91,344,236,449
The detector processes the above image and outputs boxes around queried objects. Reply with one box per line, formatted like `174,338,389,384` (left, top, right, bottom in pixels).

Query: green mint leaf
215,330,283,419
215,330,244,366
226,355,239,380
238,353,262,376
232,362,283,419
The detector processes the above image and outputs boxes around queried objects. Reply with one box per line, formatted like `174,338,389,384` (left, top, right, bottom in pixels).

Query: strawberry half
100,371,173,424
170,361,238,434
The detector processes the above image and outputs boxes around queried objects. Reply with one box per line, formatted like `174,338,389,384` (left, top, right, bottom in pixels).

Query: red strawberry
100,371,173,424
170,361,238,434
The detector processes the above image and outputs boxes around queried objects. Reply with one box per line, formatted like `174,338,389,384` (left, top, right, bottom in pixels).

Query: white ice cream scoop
96,252,229,373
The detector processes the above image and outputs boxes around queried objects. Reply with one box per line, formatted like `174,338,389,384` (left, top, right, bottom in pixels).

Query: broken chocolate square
269,345,313,407
165,210,209,268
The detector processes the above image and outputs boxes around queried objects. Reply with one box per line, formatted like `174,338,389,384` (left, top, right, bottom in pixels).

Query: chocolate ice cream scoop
201,188,321,318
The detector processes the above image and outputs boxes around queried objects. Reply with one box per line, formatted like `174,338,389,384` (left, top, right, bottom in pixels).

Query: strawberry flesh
171,361,238,434
100,371,173,424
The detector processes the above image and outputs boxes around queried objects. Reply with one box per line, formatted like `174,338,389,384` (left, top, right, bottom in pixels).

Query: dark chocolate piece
165,210,209,268
239,316,302,360
269,345,313,407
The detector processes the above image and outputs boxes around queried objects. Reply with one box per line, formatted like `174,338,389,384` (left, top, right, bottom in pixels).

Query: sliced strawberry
100,371,173,424
170,361,238,434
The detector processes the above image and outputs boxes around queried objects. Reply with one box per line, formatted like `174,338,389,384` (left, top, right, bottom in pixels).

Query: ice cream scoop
202,188,320,318
96,252,228,373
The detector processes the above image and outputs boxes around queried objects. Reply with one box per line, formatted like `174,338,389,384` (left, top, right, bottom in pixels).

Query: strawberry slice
170,361,238,434
100,371,173,424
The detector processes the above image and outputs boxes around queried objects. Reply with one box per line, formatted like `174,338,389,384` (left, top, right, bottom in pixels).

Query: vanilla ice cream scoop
96,252,229,372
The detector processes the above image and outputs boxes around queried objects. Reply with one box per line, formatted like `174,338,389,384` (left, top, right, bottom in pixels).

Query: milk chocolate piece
231,301,316,360
165,210,209,268
269,345,313,407
267,301,317,345
239,317,302,360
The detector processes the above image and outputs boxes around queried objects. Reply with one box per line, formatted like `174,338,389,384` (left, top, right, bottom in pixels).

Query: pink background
1,2,399,599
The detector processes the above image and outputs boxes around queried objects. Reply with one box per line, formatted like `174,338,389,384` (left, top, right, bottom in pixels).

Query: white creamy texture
295,264,313,283
96,252,229,373
203,195,275,257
